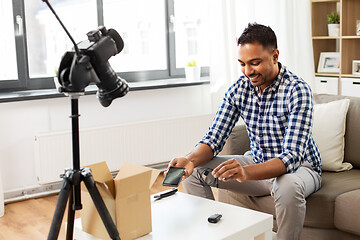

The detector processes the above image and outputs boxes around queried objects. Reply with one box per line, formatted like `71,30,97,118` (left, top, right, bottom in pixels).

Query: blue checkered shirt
200,63,322,174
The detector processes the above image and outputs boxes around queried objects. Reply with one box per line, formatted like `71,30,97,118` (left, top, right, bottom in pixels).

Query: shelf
311,0,360,95
312,0,339,2
341,36,360,39
315,73,360,79
312,36,340,39
313,36,360,39
340,74,360,78
311,1,338,36
315,73,340,77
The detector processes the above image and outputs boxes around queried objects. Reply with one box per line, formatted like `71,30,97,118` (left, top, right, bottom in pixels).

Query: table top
138,192,272,240
74,191,272,240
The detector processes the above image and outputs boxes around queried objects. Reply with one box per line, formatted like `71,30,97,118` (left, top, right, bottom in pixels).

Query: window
25,0,98,78
173,0,210,69
103,0,167,72
0,0,18,81
1,0,210,93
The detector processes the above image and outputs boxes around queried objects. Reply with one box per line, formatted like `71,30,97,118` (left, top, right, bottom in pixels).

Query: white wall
0,84,213,193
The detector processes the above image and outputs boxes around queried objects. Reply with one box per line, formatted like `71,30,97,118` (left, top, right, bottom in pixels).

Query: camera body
58,26,129,107
78,27,120,64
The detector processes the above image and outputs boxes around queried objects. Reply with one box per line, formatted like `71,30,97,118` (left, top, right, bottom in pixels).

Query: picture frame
317,52,340,73
352,60,360,75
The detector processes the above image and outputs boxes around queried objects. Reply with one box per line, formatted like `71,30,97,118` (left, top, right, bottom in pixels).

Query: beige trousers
182,155,321,240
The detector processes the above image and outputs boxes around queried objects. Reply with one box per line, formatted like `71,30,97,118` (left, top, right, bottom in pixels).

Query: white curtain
209,0,315,111
208,0,238,110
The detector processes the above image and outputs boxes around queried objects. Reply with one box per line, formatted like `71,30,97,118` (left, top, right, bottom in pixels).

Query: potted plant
327,12,340,37
185,60,201,81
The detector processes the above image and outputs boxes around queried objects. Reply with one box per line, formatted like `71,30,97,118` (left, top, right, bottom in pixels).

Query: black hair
237,23,277,50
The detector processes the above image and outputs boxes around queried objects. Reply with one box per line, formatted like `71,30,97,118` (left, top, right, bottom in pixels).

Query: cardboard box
80,162,160,240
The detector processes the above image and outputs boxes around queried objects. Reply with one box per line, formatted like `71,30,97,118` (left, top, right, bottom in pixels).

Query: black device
208,213,222,223
42,0,126,239
58,27,129,107
162,166,185,187
49,5,129,107
153,188,178,200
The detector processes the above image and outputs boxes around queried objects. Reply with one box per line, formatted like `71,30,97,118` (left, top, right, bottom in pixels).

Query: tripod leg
48,176,73,240
66,189,75,240
66,169,83,240
82,170,120,240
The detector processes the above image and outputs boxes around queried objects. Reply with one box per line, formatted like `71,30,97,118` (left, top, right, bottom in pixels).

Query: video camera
57,26,129,107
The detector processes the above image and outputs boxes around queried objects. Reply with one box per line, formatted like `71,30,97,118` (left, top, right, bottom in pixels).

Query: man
168,23,321,240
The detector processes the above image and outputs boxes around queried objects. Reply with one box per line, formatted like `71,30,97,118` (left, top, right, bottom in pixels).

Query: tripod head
43,0,129,107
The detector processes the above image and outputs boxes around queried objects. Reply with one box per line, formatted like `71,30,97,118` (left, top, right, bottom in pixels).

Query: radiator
35,114,213,184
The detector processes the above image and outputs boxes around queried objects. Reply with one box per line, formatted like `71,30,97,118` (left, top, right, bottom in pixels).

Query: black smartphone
162,166,185,187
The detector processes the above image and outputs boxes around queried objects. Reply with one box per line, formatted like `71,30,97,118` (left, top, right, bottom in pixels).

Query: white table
74,191,273,240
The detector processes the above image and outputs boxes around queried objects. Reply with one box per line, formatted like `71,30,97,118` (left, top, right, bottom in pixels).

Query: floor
0,172,175,240
0,173,276,240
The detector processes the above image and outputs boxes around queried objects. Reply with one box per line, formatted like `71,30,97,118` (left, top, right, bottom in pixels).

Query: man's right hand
165,143,214,180
166,157,195,180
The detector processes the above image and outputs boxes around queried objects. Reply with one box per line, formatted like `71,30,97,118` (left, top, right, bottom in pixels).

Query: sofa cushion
220,123,250,156
334,189,360,236
218,169,360,229
314,94,360,169
305,170,360,228
312,99,352,171
301,227,360,240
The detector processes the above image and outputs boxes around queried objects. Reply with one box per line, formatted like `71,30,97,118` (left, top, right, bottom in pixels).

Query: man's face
238,42,279,92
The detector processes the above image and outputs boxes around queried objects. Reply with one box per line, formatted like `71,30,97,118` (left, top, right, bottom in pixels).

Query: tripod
47,94,120,240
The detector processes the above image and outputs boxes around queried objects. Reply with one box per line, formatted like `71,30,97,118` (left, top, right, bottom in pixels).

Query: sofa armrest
219,123,250,155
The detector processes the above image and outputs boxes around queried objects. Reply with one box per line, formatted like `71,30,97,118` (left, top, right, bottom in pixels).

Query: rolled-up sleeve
276,84,314,173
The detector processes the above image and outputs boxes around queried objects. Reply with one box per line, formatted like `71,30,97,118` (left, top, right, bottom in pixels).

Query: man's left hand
212,158,248,182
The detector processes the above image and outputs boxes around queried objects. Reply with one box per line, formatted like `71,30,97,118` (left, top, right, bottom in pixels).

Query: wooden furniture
73,191,273,240
311,0,360,96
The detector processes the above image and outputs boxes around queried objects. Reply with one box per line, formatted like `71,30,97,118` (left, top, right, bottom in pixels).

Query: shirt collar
268,62,285,93
249,62,285,95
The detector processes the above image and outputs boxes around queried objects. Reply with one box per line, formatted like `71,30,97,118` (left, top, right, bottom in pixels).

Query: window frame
0,0,27,91
0,0,209,93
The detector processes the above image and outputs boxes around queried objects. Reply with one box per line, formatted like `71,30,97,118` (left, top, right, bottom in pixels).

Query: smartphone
162,166,185,187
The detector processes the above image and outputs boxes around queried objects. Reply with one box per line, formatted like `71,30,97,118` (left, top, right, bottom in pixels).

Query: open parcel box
80,162,161,240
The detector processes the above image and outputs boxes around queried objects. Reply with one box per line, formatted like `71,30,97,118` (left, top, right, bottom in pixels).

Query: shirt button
259,134,263,137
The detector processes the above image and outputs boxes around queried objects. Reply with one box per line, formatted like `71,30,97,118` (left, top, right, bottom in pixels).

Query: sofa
218,94,360,240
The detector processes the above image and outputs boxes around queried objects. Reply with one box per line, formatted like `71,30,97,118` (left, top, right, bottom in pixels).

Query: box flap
149,168,161,188
117,162,161,188
84,161,115,198
116,162,151,179
115,163,154,197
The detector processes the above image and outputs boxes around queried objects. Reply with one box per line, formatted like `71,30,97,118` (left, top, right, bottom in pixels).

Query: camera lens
94,62,129,107
97,77,129,107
